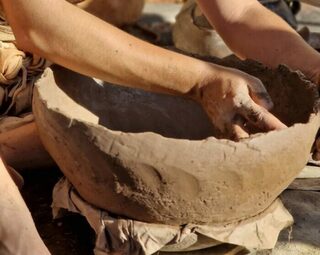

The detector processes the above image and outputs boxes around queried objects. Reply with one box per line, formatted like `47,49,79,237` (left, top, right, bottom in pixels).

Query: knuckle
232,95,250,109
232,97,243,109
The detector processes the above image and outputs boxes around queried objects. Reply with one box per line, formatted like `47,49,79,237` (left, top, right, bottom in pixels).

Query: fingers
246,77,274,110
235,97,287,131
227,115,249,141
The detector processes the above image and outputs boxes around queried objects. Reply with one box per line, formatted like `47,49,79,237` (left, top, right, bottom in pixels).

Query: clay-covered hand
195,65,287,140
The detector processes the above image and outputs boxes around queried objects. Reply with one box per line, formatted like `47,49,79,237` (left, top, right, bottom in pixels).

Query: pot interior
49,57,318,140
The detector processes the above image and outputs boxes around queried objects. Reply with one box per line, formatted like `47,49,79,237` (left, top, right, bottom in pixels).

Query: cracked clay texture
33,56,320,225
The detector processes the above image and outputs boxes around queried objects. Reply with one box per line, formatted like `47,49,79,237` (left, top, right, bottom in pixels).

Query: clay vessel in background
33,56,320,225
74,0,145,27
173,0,232,58
0,1,144,27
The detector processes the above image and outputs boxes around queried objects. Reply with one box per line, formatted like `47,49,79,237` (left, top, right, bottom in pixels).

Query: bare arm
197,0,320,82
0,0,285,138
1,0,210,95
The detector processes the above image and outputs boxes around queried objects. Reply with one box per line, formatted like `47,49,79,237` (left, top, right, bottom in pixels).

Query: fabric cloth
0,43,50,118
52,178,293,255
0,11,50,120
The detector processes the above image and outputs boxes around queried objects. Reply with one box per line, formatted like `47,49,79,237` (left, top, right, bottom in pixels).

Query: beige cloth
173,0,232,58
0,42,50,118
0,9,50,119
52,178,293,255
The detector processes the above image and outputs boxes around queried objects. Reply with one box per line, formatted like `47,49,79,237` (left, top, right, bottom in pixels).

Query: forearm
197,0,320,80
1,0,208,94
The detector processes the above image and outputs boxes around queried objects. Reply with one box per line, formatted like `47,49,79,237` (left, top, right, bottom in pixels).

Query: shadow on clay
52,54,318,142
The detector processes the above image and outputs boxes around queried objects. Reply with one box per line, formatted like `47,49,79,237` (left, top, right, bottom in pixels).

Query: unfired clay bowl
33,56,320,225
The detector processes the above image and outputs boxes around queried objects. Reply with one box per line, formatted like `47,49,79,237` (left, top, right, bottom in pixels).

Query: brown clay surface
33,56,320,225
21,168,320,255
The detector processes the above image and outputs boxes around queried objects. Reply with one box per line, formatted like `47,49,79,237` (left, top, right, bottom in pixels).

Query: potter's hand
195,66,287,140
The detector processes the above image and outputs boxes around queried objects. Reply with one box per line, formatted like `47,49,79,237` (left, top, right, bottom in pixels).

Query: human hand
194,65,287,140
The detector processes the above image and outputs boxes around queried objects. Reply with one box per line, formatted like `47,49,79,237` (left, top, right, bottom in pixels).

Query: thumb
246,76,274,110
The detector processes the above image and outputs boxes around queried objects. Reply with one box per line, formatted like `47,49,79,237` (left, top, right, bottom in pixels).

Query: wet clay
33,56,320,225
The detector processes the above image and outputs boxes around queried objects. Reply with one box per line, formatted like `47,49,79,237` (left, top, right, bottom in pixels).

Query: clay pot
74,0,145,26
173,0,232,58
33,56,320,225
173,0,298,58
0,1,144,27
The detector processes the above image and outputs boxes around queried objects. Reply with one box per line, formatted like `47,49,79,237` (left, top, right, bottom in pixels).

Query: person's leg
0,122,54,170
0,157,50,255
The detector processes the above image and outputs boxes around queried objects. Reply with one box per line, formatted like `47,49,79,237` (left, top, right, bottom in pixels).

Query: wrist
186,61,221,100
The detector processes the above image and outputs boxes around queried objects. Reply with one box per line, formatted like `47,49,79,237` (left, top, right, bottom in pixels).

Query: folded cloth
0,44,50,117
52,178,293,255
0,9,52,118
0,7,51,118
